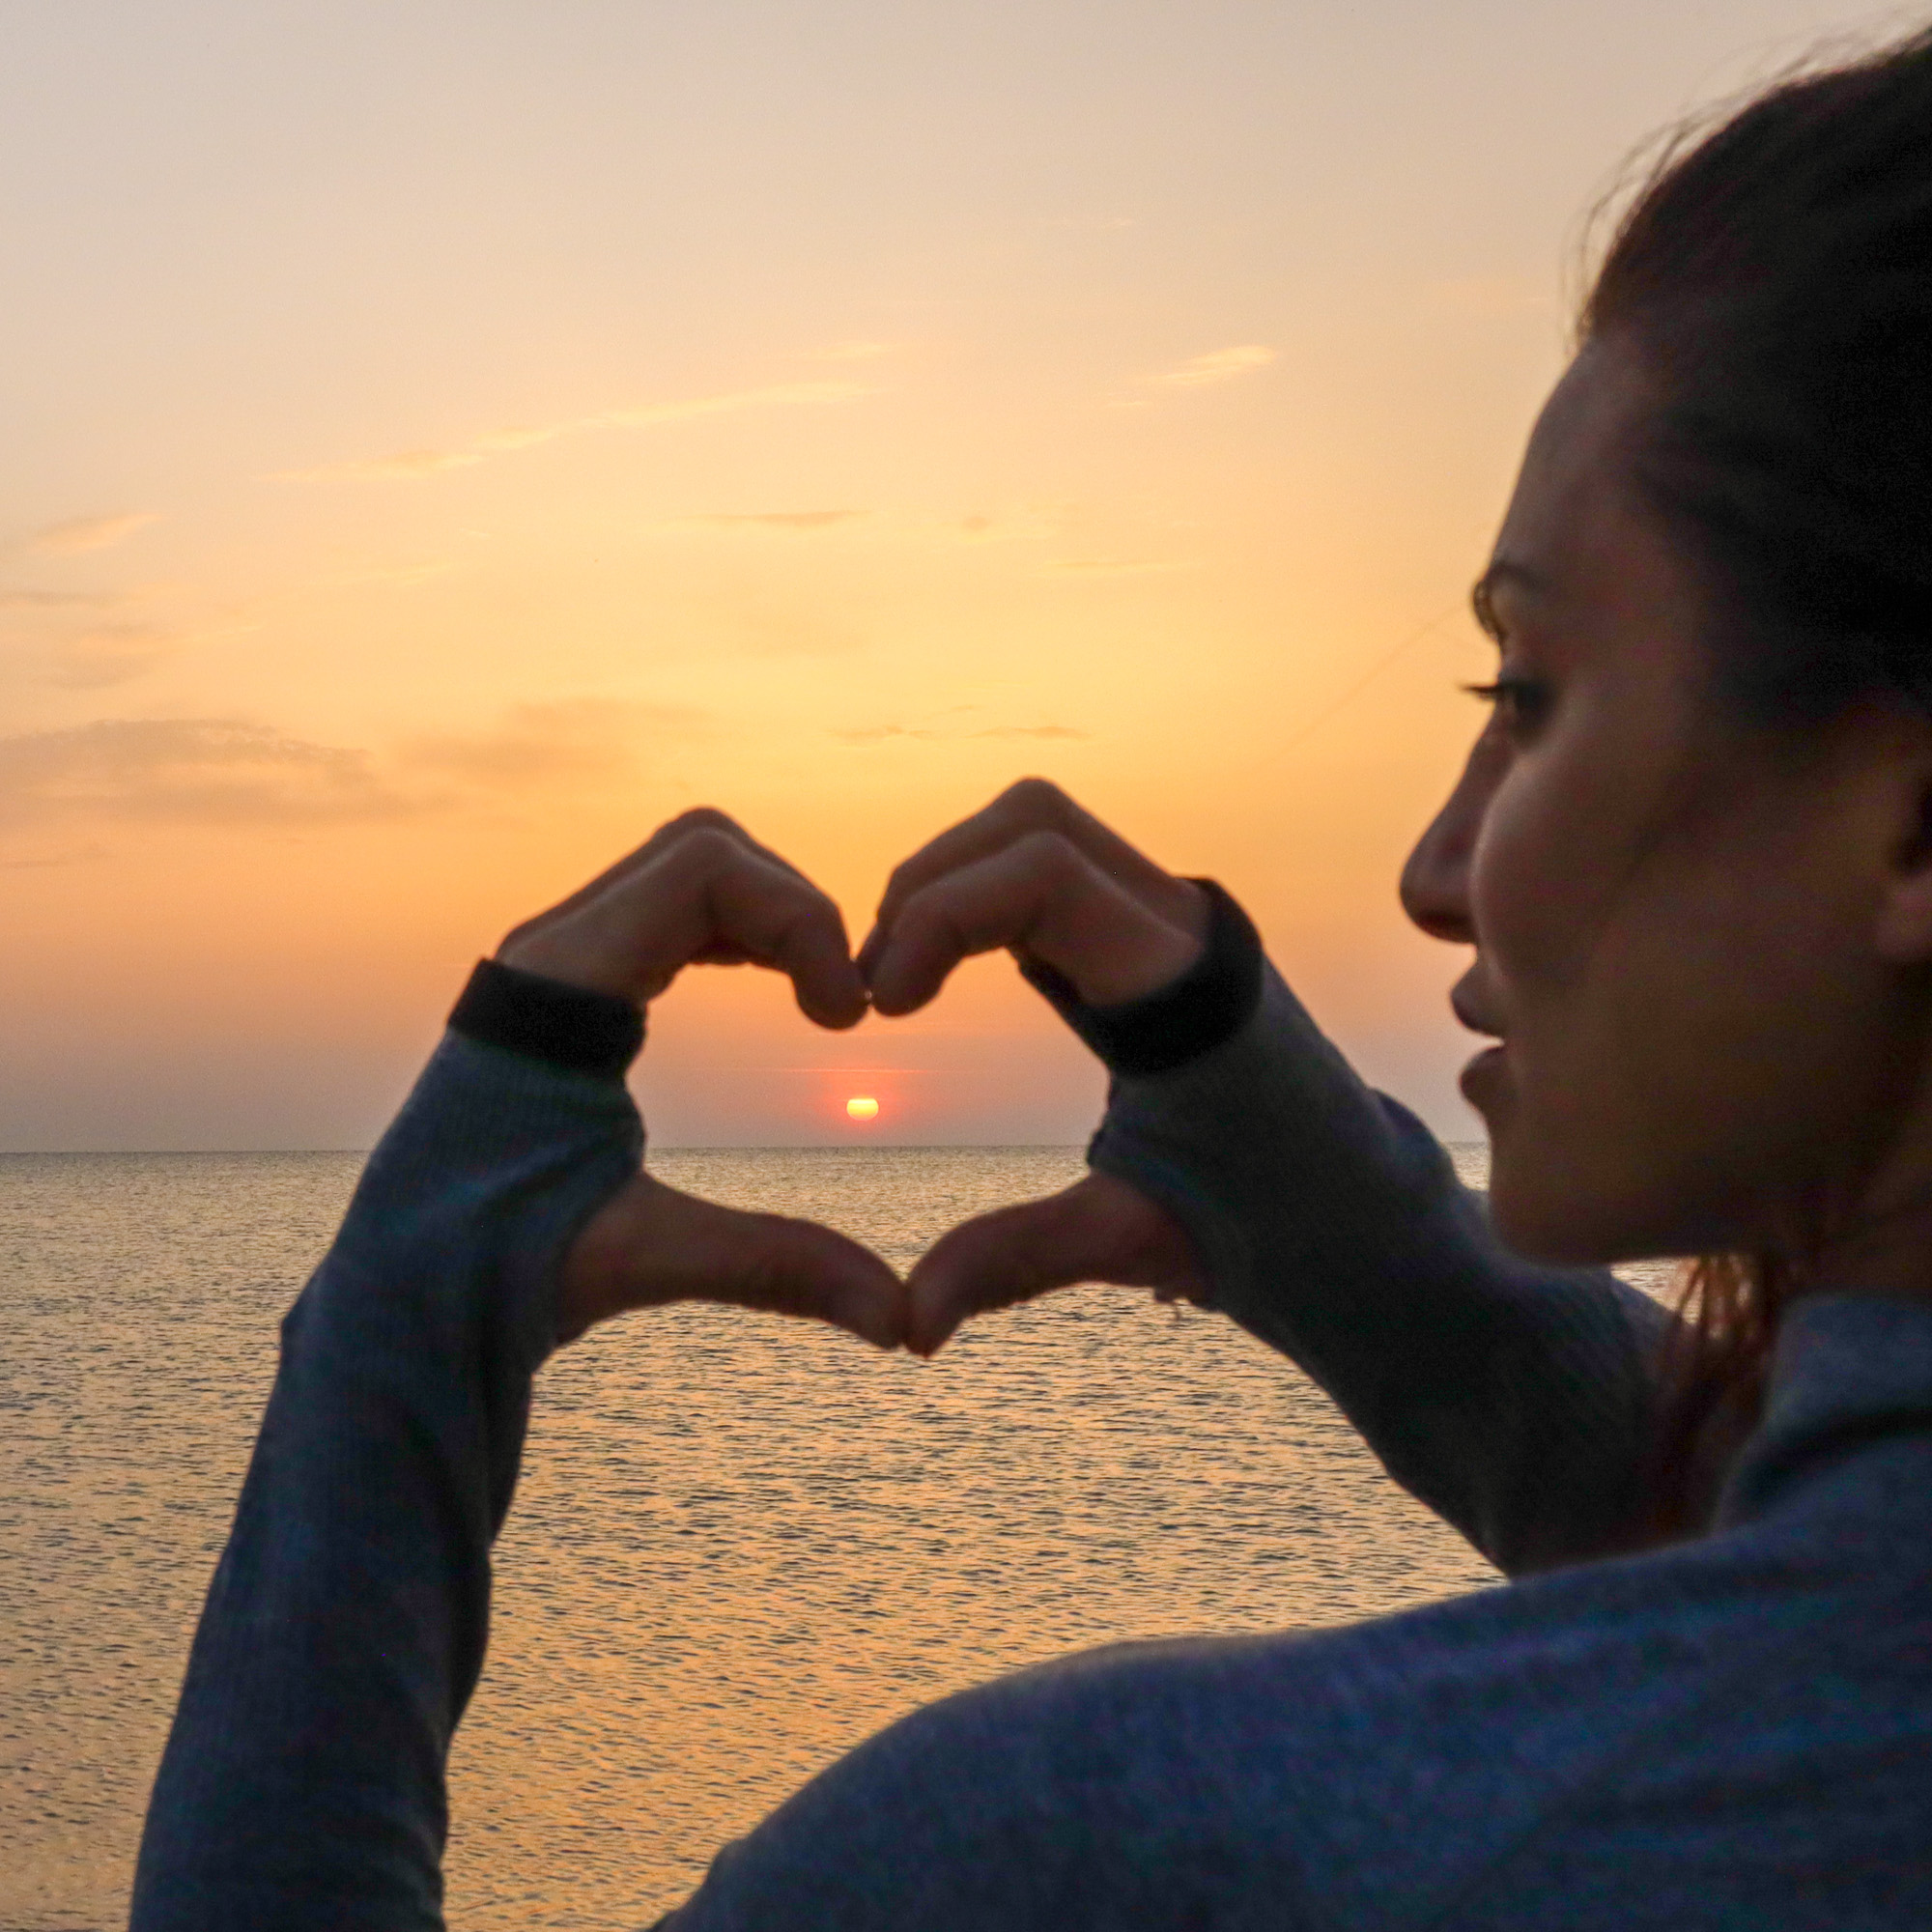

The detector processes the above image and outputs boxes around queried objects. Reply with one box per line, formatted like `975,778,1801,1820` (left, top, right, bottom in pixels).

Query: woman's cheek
1467,758,1573,996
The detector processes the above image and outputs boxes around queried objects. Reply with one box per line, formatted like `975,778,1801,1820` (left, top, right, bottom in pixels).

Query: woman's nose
1400,747,1487,946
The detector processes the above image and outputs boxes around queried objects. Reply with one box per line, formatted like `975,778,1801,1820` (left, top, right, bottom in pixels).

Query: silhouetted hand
498,810,905,1350
903,1168,1207,1356
861,778,1210,1011
863,780,1212,1353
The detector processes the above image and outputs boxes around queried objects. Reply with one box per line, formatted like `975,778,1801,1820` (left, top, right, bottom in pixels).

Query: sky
0,0,1907,1150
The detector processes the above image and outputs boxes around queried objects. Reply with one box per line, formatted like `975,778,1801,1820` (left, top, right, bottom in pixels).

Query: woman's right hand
503,810,906,1350
861,780,1212,1354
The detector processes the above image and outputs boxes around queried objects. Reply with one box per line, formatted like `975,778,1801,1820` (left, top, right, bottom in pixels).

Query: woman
131,31,1932,1929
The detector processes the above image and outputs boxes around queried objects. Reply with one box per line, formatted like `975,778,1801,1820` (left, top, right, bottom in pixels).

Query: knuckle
997,776,1070,828
666,825,740,873
660,806,741,840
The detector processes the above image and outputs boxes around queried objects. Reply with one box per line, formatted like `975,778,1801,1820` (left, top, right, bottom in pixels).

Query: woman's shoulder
666,1520,1922,1930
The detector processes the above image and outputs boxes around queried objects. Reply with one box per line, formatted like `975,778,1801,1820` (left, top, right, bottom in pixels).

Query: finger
867,832,1199,1015
501,826,867,1024
559,1174,906,1350
861,779,1199,976
695,840,868,1028
504,808,824,953
903,1171,1203,1356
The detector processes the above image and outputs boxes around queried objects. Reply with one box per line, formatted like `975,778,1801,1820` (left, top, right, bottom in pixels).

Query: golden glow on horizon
845,1096,880,1122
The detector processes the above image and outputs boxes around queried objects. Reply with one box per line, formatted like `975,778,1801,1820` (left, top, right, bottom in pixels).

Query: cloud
1152,345,1275,387
1,593,177,687
401,698,703,788
0,841,107,869
0,589,120,611
43,624,175,690
27,512,159,554
659,510,867,533
281,381,876,484
1040,557,1192,578
329,559,455,589
945,506,1065,544
832,720,1088,745
0,719,417,830
0,700,702,842
830,724,938,744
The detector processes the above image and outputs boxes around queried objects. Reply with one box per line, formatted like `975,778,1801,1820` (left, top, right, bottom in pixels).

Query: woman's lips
1459,1041,1508,1109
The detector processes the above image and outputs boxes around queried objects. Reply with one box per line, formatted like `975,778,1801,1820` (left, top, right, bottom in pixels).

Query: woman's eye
1462,674,1550,737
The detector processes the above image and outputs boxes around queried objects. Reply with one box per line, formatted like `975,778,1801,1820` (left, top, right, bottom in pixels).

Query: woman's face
1402,340,1930,1266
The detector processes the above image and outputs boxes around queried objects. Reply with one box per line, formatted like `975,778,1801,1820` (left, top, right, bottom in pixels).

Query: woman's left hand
498,810,907,1350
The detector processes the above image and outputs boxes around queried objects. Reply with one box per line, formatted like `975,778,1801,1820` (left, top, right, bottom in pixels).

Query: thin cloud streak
0,719,415,830
1152,345,1275,387
401,698,706,787
26,513,159,554
43,625,175,691
831,721,1089,744
0,700,706,837
0,589,122,611
1041,557,1193,578
659,510,867,533
280,382,877,484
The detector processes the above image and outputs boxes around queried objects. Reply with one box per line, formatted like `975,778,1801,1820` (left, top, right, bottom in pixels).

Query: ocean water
0,1142,1667,1930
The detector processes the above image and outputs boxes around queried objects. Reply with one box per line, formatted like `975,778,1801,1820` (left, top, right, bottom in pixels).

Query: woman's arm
128,1026,644,1932
1087,953,1673,1575
867,781,1677,1577
129,813,902,1932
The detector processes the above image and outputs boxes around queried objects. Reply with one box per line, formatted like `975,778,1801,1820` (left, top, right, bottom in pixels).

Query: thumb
904,1171,1204,1358
560,1175,907,1350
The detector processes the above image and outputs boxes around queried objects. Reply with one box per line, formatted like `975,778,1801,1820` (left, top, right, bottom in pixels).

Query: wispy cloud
0,719,417,830
43,625,175,690
1151,345,1275,388
26,512,159,555
832,720,1089,745
1040,557,1193,579
0,843,107,869
401,698,704,788
946,506,1065,544
0,589,121,611
280,381,876,484
0,698,701,838
659,510,867,534
1,585,181,689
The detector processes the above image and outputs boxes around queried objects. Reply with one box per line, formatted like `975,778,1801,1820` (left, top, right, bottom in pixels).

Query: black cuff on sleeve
1018,878,1264,1078
447,958,645,1081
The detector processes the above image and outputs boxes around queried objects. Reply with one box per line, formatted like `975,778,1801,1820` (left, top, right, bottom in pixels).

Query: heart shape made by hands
510,782,1210,1357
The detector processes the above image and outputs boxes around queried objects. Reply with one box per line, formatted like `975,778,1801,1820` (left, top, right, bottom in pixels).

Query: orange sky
0,0,1890,1149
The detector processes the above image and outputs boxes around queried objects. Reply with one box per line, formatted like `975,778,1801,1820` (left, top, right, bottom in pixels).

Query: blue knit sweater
129,963,1932,1928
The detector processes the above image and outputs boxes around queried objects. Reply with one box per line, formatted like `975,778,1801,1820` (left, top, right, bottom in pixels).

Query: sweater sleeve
1060,893,1675,1575
128,1026,643,1932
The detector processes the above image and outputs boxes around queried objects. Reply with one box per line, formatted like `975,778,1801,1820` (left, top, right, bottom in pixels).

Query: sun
845,1095,880,1122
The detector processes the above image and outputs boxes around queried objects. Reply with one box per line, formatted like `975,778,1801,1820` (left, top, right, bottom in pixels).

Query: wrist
1023,879,1264,1078
448,958,645,1081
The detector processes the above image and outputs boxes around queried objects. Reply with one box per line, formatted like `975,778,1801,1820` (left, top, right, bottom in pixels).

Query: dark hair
1577,29,1932,1529
1584,28,1932,722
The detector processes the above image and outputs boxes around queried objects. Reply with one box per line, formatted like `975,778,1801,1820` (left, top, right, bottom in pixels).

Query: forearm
129,1030,642,1932
1085,958,1674,1575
